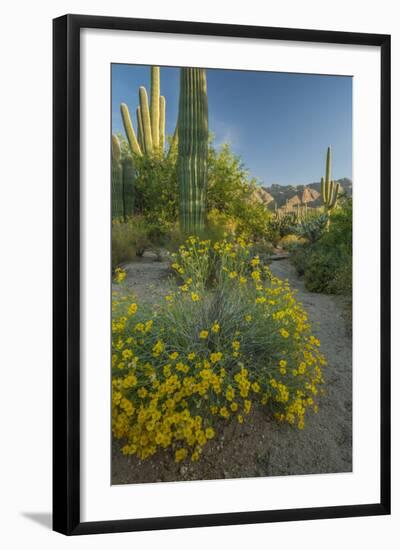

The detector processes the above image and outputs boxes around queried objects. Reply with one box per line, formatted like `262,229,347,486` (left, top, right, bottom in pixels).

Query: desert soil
112,254,352,484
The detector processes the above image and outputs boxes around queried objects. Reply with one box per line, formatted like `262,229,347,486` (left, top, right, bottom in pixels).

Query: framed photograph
53,14,390,535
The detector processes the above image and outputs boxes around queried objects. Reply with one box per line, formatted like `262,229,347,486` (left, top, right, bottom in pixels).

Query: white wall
0,0,398,548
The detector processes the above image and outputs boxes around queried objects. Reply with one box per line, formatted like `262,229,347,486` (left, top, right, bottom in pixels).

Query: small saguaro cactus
122,156,135,218
111,133,135,220
120,66,175,158
111,134,124,219
177,67,209,234
321,146,340,220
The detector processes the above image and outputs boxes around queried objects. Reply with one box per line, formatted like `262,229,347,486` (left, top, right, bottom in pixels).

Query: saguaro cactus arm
150,66,160,149
112,133,121,162
159,95,166,152
120,103,143,157
136,106,144,152
139,86,153,154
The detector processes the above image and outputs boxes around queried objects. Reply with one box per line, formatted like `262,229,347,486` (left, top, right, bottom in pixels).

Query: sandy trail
112,257,352,483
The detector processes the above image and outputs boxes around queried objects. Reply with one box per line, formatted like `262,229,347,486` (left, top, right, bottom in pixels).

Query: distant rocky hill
262,178,352,210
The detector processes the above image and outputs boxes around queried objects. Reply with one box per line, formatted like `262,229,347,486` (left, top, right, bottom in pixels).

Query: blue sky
112,64,352,186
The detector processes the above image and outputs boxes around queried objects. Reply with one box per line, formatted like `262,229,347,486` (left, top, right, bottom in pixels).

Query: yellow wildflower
232,340,240,352
175,448,188,462
205,427,215,439
128,303,138,315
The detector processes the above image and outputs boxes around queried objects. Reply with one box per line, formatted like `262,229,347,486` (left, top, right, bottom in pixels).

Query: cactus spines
111,134,124,218
177,67,209,234
150,66,160,149
321,146,340,217
120,103,142,157
159,95,166,152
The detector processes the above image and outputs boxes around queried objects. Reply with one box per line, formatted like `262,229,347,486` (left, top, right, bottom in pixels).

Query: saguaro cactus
120,66,173,157
112,134,135,220
177,67,209,234
111,134,124,219
122,156,135,218
321,146,340,219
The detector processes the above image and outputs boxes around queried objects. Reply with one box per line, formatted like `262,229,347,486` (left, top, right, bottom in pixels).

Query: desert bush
266,213,297,246
294,214,329,244
207,143,271,240
130,150,179,226
291,199,352,294
112,235,326,463
112,215,176,269
278,234,305,250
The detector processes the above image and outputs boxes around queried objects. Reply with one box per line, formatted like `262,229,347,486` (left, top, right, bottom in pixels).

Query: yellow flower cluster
112,235,327,463
113,267,126,283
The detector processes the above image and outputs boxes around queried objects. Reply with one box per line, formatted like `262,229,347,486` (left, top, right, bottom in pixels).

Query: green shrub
207,143,271,240
278,234,305,250
130,149,179,226
267,213,296,246
291,199,352,295
112,215,175,269
294,214,329,244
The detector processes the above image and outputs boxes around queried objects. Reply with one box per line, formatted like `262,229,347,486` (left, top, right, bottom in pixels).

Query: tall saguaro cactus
177,67,209,234
120,66,174,158
321,146,340,220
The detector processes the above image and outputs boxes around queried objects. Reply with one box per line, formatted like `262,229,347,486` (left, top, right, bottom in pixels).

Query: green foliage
131,147,178,227
266,213,296,246
278,234,305,250
291,199,352,294
177,68,209,234
294,214,329,244
207,143,271,240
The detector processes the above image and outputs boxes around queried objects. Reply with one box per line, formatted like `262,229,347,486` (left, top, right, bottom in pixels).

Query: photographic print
111,64,353,485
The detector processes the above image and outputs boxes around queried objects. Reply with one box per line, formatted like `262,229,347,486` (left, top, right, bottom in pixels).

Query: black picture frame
53,13,391,535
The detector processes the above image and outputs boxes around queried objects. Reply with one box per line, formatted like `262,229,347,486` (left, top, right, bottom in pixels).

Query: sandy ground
112,255,352,484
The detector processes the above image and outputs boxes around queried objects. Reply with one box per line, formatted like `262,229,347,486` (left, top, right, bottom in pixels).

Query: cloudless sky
112,64,352,186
